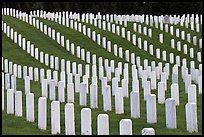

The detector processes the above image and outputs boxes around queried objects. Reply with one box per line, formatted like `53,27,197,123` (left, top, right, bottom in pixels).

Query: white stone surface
130,91,140,118
38,97,47,130
26,93,34,122
185,103,198,133
120,119,132,135
171,84,180,105
81,108,92,135
146,94,157,123
97,114,109,135
80,83,87,106
115,87,124,114
65,103,75,135
15,91,22,117
51,101,60,134
103,85,112,111
142,128,155,135
165,98,177,129
7,89,14,114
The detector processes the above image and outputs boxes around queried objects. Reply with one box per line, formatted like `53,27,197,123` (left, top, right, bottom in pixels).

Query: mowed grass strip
104,18,202,53
126,21,202,59
34,17,128,65
37,17,167,67
80,19,201,68
2,15,86,67
2,32,50,70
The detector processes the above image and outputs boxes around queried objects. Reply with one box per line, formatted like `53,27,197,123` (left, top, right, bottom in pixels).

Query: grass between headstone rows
126,22,202,63
77,18,201,68
2,16,202,135
2,15,87,67
79,18,200,68
37,17,169,67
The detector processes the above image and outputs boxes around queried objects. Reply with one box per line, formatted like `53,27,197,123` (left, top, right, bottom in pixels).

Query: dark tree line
2,2,202,15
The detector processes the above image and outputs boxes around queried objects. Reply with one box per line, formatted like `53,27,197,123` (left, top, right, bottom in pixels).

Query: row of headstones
42,9,202,27
49,11,202,29
42,13,187,67
2,18,139,84
1,8,201,134
2,49,202,92
74,12,202,33
132,23,202,62
32,15,203,65
132,14,202,31
10,9,164,79
133,25,202,63
2,8,202,28
3,16,153,91
179,15,202,30
3,8,138,70
174,14,202,30
2,58,132,109
114,16,202,63
1,30,201,135
3,56,201,124
3,55,202,104
3,82,198,134
82,15,202,64
2,63,158,134
17,8,200,74
44,14,148,64
143,14,202,32
34,10,180,69
2,63,198,130
3,86,156,135
2,63,200,133
3,48,202,97
133,22,202,49
1,24,168,91
169,39,202,61
66,13,201,66
140,16,202,52
2,21,103,77
2,8,202,107
5,11,133,74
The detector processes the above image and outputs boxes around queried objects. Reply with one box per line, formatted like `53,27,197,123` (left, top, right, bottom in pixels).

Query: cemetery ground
2,12,202,135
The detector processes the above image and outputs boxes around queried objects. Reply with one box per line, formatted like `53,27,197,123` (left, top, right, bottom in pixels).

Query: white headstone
130,91,140,118
67,83,74,103
51,101,60,134
171,84,179,105
65,103,75,135
120,119,132,135
58,81,65,102
103,85,112,111
81,108,92,135
15,91,22,117
26,93,34,122
142,128,155,135
146,94,157,123
80,83,87,106
97,114,109,135
24,76,30,95
188,84,197,104
7,89,14,114
185,103,198,133
115,87,124,114
165,98,177,129
38,97,47,130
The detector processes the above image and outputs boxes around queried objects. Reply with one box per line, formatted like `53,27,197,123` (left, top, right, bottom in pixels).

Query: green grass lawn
2,14,202,135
